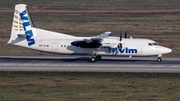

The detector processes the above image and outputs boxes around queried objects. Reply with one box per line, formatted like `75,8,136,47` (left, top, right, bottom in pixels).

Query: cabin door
51,43,59,52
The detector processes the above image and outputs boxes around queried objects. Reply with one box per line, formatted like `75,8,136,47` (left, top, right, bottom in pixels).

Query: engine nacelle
101,38,120,48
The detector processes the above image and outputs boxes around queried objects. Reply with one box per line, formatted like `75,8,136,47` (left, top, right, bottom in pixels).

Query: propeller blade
118,31,123,50
120,43,122,49
118,43,122,50
125,31,127,38
120,31,122,41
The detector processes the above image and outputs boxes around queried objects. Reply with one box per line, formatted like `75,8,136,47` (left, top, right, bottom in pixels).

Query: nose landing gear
157,57,162,62
157,54,162,62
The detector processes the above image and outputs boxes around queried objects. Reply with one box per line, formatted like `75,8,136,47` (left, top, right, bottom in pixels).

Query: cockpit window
148,43,157,46
153,43,157,45
148,43,152,46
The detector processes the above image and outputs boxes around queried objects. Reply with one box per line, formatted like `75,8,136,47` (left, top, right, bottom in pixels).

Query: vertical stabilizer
8,4,36,46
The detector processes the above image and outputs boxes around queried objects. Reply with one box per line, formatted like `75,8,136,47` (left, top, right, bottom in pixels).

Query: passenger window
61,45,63,47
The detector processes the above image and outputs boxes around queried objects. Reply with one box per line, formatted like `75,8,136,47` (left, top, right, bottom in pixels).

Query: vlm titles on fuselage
8,4,172,62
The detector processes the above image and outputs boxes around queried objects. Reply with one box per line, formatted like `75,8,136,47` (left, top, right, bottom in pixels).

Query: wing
71,32,111,48
71,31,120,48
71,37,103,48
93,31,112,38
71,37,121,48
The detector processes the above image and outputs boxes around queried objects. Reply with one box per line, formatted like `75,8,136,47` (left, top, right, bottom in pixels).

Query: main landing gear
157,54,162,62
90,48,102,62
90,57,96,62
90,55,102,62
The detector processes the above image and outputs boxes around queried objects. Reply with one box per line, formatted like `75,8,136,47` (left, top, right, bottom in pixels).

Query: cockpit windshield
148,43,157,46
153,43,157,45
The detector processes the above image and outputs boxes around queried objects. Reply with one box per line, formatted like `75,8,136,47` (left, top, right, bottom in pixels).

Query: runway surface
0,56,180,73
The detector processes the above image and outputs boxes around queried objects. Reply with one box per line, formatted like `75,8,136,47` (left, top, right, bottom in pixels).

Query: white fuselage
11,28,171,57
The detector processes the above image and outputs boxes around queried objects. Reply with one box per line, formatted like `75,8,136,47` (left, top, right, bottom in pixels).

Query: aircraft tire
90,57,96,62
96,55,102,60
157,57,162,62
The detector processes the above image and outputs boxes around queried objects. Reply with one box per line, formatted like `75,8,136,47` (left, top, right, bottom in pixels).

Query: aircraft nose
166,48,172,53
157,46,172,54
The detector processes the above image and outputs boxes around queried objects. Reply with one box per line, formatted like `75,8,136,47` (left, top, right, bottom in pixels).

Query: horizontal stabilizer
17,34,26,38
17,34,32,38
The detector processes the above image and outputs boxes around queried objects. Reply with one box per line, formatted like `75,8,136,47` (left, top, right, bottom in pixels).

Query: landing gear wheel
96,55,102,60
90,57,96,62
157,57,162,62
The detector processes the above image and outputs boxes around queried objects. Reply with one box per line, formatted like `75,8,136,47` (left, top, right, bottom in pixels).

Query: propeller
125,31,127,38
118,31,122,50
118,31,127,49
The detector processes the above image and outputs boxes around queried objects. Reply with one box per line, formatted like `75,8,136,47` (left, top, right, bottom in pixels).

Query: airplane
7,4,172,62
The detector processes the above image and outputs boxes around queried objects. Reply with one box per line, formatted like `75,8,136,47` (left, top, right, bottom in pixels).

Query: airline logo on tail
13,6,35,46
20,10,35,46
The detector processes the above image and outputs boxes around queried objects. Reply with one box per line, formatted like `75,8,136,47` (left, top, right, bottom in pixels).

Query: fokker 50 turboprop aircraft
8,4,172,62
